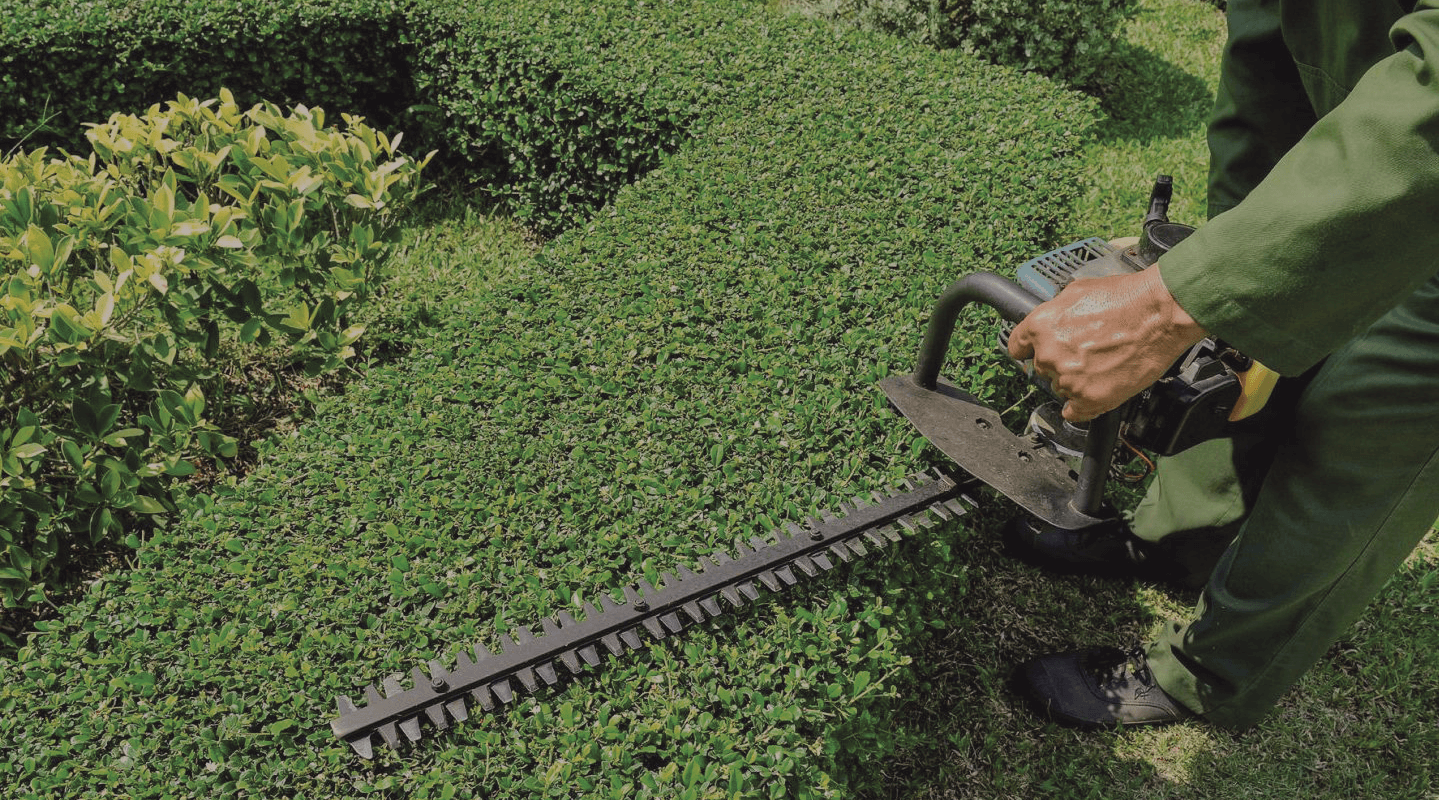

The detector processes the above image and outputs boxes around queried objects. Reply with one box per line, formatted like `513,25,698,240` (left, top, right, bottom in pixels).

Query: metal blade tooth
733,540,756,558
896,515,920,532
945,498,970,516
737,581,760,601
699,596,723,617
418,664,449,730
820,509,839,523
516,667,539,693
337,694,359,716
445,698,469,724
624,584,642,608
501,634,519,654
537,661,560,686
863,529,888,548
682,600,706,623
542,617,562,637
560,648,583,674
757,569,781,592
749,535,770,551
642,617,667,640
378,722,401,750
639,579,660,600
399,716,422,743
711,551,734,566
382,675,404,698
677,563,702,580
491,678,514,705
878,524,902,543
871,490,887,505
660,612,684,633
813,553,835,571
792,556,819,577
775,565,798,585
348,734,375,759
850,494,871,510
828,542,853,563
784,521,806,540
660,571,680,590
471,685,496,712
599,594,622,613
847,538,869,558
602,633,624,656
515,625,537,644
579,645,601,667
719,585,744,607
455,650,475,673
582,602,603,620
619,628,644,650
928,500,955,521
474,642,494,661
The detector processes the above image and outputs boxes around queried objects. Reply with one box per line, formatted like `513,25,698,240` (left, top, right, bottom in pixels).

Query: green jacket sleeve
1158,4,1439,375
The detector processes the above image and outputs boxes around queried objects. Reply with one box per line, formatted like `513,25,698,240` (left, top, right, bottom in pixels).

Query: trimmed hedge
1,2,1098,798
0,0,700,234
2,0,1126,232
803,0,1137,88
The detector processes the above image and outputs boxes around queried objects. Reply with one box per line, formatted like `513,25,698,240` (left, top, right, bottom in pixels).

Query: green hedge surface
3,0,1126,233
789,0,1136,88
1,2,1097,798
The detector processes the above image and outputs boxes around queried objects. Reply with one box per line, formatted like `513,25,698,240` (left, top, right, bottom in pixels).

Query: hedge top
2,0,1100,798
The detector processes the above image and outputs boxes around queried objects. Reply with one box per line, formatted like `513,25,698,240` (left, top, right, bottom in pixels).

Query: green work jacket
1159,0,1439,375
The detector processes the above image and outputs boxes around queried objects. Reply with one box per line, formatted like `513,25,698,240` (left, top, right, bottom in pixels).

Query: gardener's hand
1006,265,1208,422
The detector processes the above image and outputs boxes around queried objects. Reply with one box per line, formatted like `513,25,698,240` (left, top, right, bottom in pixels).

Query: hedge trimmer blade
329,469,978,758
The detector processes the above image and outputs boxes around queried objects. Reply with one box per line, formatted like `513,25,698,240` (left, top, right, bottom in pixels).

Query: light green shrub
0,90,431,608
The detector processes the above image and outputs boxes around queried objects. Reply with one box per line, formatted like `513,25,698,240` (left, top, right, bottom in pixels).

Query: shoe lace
1090,646,1156,693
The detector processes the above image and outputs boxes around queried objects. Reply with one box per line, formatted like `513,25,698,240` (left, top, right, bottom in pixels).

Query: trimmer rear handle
912,271,1044,391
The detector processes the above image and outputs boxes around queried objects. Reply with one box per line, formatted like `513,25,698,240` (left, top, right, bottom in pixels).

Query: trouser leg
1203,0,1317,217
1144,271,1439,728
1122,0,1318,581
1128,371,1315,586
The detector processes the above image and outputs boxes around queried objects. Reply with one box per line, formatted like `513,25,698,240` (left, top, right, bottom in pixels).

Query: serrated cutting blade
327,469,977,758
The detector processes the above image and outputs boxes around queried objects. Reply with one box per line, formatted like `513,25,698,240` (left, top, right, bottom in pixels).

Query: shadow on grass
1090,39,1215,147
851,502,1196,799
864,515,1438,799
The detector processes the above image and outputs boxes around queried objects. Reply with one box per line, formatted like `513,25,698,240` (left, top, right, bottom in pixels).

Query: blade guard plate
880,374,1103,531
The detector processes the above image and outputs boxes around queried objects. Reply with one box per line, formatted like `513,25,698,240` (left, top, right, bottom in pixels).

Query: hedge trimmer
328,176,1277,757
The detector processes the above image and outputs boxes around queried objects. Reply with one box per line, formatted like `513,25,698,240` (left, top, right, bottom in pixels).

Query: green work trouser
1129,0,1439,729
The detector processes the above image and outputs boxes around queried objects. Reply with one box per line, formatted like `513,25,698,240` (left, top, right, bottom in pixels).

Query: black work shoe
1018,646,1195,728
1002,514,1154,578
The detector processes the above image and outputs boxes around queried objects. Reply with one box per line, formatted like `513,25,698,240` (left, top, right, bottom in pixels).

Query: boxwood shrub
1,2,1098,798
0,0,701,234
811,0,1136,88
